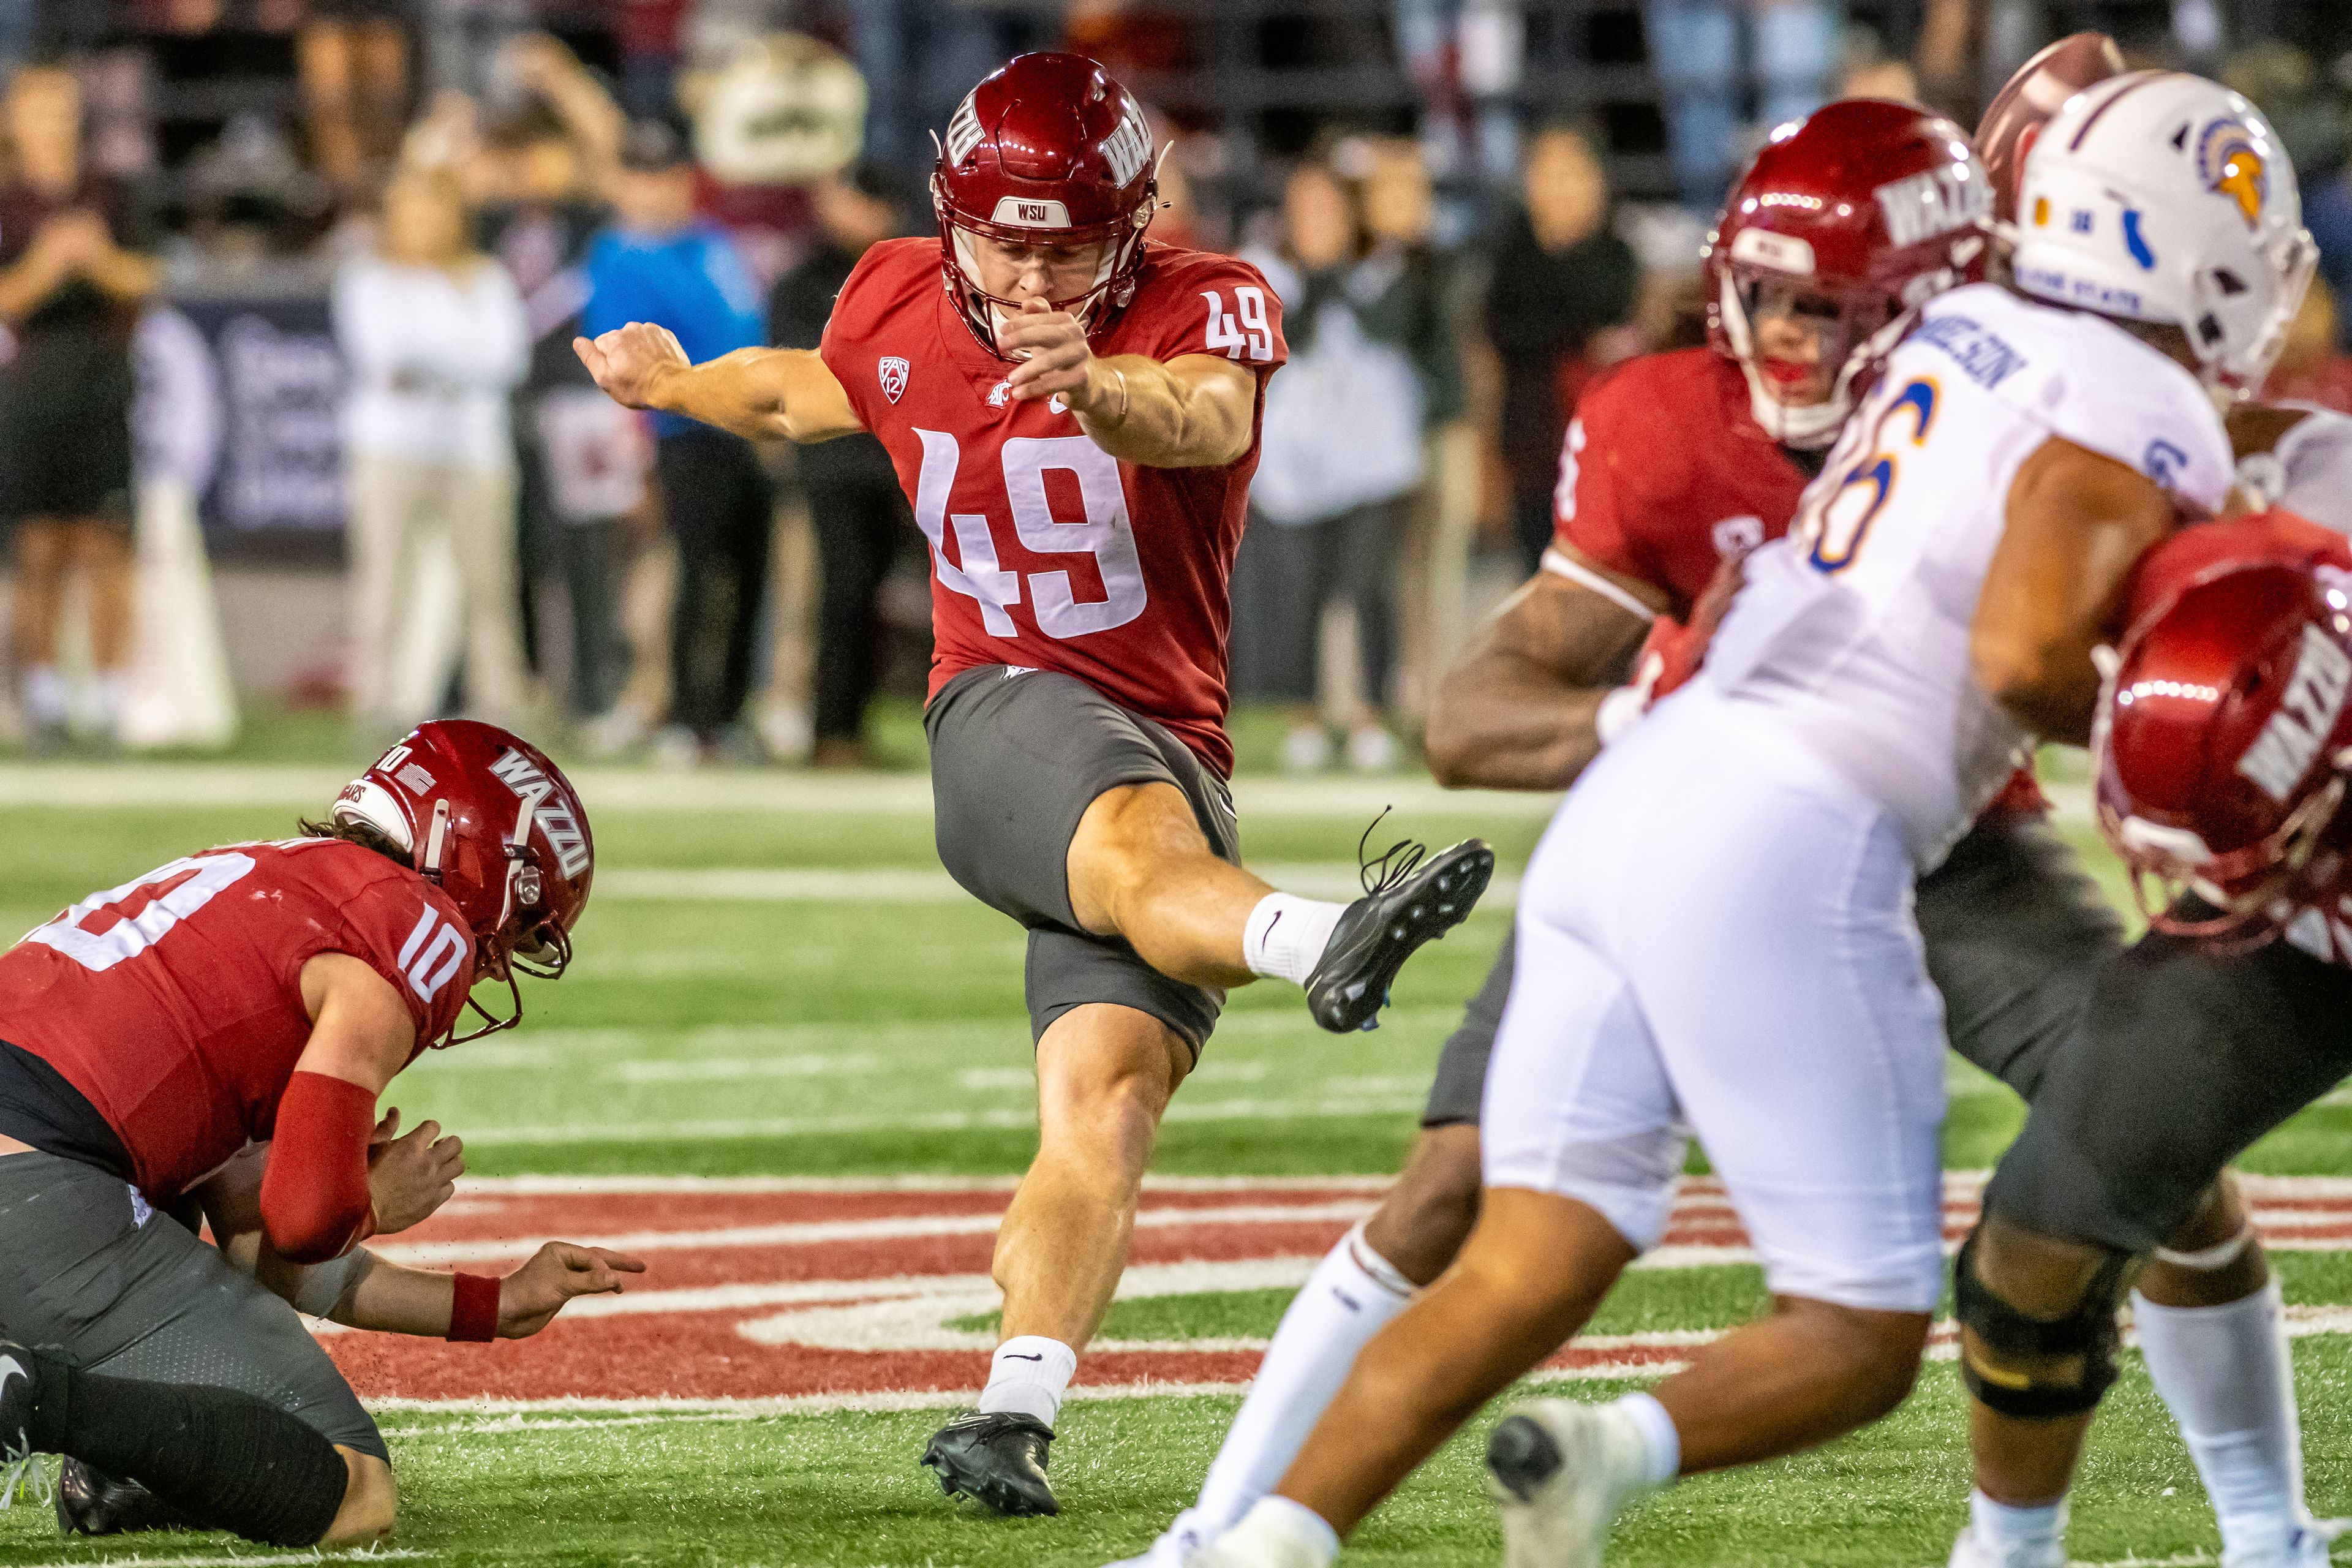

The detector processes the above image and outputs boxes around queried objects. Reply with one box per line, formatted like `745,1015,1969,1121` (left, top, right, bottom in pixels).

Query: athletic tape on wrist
448,1272,500,1342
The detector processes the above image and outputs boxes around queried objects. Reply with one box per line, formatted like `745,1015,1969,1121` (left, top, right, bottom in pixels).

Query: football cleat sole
1307,839,1494,1033
55,1458,202,1537
1485,1398,1639,1568
921,1410,1059,1518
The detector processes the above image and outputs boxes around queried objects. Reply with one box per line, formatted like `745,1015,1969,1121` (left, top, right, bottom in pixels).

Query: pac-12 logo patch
2196,119,2268,228
879,356,910,404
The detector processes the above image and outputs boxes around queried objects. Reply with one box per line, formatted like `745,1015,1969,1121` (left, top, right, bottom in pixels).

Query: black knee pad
1953,1227,2130,1420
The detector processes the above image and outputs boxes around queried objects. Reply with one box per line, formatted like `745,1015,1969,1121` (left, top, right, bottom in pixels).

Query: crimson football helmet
333,720,595,1043
1974,32,2127,223
2096,512,2352,955
1703,99,1992,449
932,51,1159,355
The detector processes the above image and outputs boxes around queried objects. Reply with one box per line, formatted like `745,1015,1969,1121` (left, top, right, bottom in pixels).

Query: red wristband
448,1272,500,1343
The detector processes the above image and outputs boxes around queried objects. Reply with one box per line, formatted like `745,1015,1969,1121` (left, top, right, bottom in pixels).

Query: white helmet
2011,71,2316,401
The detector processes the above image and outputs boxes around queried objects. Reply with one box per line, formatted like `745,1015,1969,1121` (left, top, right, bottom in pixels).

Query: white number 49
1202,287,1273,362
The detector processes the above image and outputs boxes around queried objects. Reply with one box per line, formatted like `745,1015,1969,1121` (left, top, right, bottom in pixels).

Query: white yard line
598,864,1522,903
456,1091,1430,1144
456,1172,1395,1195
374,1198,1379,1267
0,762,1561,818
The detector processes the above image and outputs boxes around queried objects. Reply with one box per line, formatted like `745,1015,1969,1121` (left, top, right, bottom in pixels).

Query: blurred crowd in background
1,0,2350,770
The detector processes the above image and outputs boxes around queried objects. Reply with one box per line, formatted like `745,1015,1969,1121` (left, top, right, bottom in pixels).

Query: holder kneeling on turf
0,721,638,1547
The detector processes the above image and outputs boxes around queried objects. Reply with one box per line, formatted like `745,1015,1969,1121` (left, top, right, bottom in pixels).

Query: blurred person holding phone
767,160,919,769
333,166,530,742
0,60,157,751
580,119,771,766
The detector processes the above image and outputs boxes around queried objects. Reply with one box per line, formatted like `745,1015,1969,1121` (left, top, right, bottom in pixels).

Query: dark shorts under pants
925,664,1241,1058
1420,807,2127,1128
0,1150,386,1461
1987,918,2352,1256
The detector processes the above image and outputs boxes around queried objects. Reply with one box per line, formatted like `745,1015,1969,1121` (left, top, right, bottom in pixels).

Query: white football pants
1482,684,1949,1312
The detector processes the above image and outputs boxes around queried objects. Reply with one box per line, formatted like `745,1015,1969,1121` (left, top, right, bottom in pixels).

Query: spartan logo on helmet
2197,118,2269,228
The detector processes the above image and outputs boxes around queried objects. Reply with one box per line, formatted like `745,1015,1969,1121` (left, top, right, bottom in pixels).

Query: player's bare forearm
668,347,863,443
1425,571,1650,790
1975,437,2176,742
1072,353,1256,468
575,327,864,444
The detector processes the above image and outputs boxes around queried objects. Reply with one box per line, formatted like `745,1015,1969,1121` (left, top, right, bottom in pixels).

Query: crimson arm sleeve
260,1071,380,1265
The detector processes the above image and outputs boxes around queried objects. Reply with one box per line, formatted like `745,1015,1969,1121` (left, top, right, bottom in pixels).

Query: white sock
22,665,66,726
1610,1391,1683,1488
2135,1280,2308,1558
1219,1496,1340,1567
976,1335,1077,1427
1969,1490,2067,1556
1243,893,1349,986
1191,1223,1417,1536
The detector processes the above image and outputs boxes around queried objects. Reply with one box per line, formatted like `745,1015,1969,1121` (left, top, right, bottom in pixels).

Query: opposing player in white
1187,72,2304,1568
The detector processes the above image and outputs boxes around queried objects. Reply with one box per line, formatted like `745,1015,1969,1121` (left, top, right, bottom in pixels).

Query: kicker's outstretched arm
575,323,867,444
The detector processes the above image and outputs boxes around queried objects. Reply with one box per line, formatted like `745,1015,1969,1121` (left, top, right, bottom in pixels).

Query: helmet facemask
932,159,1156,357
1719,263,1947,450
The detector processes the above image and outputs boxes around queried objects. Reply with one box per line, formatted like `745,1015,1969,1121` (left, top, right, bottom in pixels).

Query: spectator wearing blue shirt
581,120,772,760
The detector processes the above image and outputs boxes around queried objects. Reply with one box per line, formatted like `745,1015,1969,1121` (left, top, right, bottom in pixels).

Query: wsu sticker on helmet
488,749,592,878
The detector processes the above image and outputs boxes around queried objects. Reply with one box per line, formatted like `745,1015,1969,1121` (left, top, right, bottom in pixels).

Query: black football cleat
55,1458,200,1536
1307,826,1495,1033
921,1410,1058,1517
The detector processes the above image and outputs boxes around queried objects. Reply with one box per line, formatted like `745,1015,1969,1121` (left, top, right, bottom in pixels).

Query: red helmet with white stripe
2096,512,2352,953
1702,99,1992,448
932,51,1159,355
333,720,594,1041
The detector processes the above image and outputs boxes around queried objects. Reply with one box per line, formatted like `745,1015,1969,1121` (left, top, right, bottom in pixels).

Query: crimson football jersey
1550,347,1809,619
0,838,473,1198
1551,346,2047,814
820,236,1286,775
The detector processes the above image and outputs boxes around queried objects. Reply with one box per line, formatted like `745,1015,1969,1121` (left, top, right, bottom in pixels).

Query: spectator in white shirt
334,165,529,739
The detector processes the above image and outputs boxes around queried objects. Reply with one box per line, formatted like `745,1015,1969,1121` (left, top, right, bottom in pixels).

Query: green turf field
0,755,2346,1567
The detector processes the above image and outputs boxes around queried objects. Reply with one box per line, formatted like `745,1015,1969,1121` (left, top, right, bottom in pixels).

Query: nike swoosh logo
1003,1352,1045,1362
1264,911,1281,937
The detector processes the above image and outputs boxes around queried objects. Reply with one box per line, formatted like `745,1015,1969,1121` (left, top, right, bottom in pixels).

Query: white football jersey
2239,407,2352,533
1702,282,2233,867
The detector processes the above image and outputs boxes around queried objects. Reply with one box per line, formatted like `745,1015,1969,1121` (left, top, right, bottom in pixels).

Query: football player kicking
0,721,640,1547
575,51,1492,1518
1120,95,2166,1568
1186,73,2304,1568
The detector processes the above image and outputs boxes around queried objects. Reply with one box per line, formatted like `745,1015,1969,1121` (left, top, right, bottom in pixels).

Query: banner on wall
135,294,347,546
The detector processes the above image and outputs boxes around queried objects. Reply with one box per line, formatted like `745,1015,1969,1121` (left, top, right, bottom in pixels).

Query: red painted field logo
328,1175,2352,1411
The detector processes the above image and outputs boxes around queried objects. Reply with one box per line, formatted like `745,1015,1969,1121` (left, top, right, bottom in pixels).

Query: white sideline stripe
0,762,1564,818
361,1306,2352,1425
600,864,1522,904
456,1092,1428,1145
370,1379,1256,1431
455,1173,1395,1195
375,1199,1379,1266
